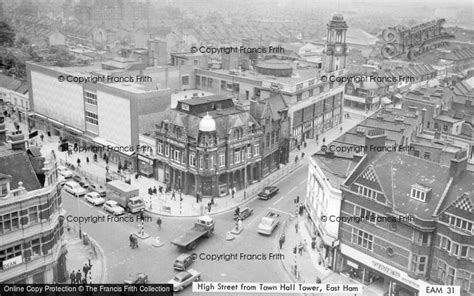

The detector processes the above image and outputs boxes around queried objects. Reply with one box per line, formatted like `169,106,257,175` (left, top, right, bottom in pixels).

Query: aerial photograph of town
0,0,473,295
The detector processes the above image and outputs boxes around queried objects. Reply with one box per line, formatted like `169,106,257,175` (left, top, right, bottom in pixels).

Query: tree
0,22,15,47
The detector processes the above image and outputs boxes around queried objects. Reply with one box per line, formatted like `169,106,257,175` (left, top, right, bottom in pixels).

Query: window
452,243,459,256
219,154,225,167
199,156,203,170
226,83,233,91
221,80,226,90
202,76,207,87
209,155,214,169
414,150,420,157
29,206,38,224
234,149,241,164
352,228,373,251
434,122,439,130
296,94,302,101
427,121,430,129
415,232,430,246
173,150,181,163
85,111,98,125
443,124,448,132
411,255,427,273
182,76,189,85
85,91,97,105
208,78,213,88
157,142,163,154
358,185,377,200
247,146,252,159
447,267,455,285
423,152,430,160
410,186,427,202
196,75,201,86
309,89,314,97
447,215,473,232
189,153,196,167
0,184,7,196
458,270,471,292
165,145,169,157
254,144,259,156
355,207,376,223
460,246,468,258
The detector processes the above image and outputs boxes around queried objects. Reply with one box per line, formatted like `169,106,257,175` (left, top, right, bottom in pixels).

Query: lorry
171,216,215,250
105,180,145,213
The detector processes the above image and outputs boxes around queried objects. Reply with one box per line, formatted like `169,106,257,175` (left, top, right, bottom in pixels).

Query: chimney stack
0,116,6,144
365,128,386,159
8,131,27,151
449,150,468,183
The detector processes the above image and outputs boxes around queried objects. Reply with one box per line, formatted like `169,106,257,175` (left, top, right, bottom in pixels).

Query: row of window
445,214,473,233
438,234,471,258
85,111,99,125
412,150,431,160
85,91,97,105
433,258,472,292
0,193,61,235
0,224,63,271
357,185,378,200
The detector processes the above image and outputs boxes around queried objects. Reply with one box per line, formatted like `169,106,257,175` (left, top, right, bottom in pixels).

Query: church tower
325,14,348,73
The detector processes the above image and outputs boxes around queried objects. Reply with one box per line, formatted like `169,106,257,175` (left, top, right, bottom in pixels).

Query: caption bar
0,284,173,296
193,282,364,294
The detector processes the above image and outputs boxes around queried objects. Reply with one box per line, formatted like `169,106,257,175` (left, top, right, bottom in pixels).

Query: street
62,163,309,295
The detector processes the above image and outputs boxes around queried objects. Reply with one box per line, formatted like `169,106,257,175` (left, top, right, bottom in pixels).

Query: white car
63,181,87,197
258,211,280,235
168,269,201,292
103,200,125,216
85,192,105,206
57,165,73,179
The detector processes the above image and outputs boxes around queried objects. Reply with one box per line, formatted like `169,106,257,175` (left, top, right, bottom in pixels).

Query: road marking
288,186,297,194
273,191,291,206
299,179,306,185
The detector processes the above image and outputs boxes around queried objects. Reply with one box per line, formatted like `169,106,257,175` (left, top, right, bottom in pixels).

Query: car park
103,200,125,216
257,186,279,200
168,269,201,292
85,192,105,206
173,253,197,271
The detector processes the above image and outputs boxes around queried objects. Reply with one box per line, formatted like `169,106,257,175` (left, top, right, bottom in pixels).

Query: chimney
0,116,6,144
8,131,27,151
449,150,468,183
249,99,257,118
365,128,386,159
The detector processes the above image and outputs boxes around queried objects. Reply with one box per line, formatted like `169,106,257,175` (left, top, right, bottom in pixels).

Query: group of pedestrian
293,241,306,256
69,263,91,285
148,186,158,196
129,234,139,249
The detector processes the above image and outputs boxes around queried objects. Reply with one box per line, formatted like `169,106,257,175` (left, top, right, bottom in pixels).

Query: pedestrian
211,197,214,205
298,243,303,255
235,206,240,217
297,144,301,150
86,157,89,164
76,270,82,284
135,173,139,180
129,234,134,248
40,134,44,141
105,165,109,173
83,263,89,278
159,186,163,194
94,153,97,162
139,211,144,222
279,236,284,250
196,193,199,203
171,190,176,201
323,137,326,144
295,155,298,163
244,190,246,200
231,188,234,198
153,186,157,195
133,236,138,249
207,202,211,213
340,126,343,132
70,270,76,284
296,195,300,203
301,152,305,158
156,217,161,229
299,203,304,215
148,187,152,196
295,222,299,233
77,158,81,167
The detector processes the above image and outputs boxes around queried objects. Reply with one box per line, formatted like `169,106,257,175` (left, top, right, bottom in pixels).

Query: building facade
0,116,67,283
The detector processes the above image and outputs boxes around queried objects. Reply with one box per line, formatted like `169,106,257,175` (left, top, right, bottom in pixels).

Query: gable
354,165,383,192
446,194,473,215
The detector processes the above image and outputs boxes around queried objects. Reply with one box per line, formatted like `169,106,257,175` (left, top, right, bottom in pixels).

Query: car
57,165,73,179
124,273,148,284
173,253,197,271
234,207,254,221
258,186,279,200
63,181,87,197
90,184,106,197
57,176,66,187
258,211,280,235
85,192,105,206
167,269,201,292
103,200,125,216
72,175,90,189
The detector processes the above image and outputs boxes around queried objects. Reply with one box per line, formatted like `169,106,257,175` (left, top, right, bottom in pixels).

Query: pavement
62,225,105,284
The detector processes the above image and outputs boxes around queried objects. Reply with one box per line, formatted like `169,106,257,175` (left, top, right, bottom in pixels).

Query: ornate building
0,116,67,283
325,14,348,73
150,95,281,197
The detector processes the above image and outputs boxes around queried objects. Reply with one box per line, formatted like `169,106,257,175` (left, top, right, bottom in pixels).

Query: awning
64,125,84,135
381,97,392,105
29,112,47,120
92,137,135,157
47,118,65,127
344,94,366,104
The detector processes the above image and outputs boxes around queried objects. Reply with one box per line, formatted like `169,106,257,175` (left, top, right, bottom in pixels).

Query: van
63,181,87,197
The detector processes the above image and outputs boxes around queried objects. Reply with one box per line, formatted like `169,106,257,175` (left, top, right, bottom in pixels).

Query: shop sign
2,255,23,270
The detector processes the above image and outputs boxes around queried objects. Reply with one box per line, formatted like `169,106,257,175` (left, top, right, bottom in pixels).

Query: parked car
90,184,106,197
168,269,201,292
85,192,105,206
57,176,66,187
124,273,148,284
173,253,197,271
73,175,90,189
234,207,253,221
57,165,73,179
258,211,280,235
103,200,125,216
63,181,87,197
258,186,279,200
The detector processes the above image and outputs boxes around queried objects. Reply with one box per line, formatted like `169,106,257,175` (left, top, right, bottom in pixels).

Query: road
62,163,309,295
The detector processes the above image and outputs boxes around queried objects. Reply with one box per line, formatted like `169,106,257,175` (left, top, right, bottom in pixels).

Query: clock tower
325,14,348,73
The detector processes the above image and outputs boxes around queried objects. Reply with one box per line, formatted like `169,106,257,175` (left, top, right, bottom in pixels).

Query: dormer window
1,184,8,197
410,184,431,202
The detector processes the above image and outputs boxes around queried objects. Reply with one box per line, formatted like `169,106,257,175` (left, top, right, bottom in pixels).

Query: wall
96,90,131,146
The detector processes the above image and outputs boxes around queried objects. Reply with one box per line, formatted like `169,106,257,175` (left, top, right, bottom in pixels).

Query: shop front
340,244,425,296
138,155,154,178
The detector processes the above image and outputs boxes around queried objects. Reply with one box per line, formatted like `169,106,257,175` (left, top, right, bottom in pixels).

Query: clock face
335,45,342,53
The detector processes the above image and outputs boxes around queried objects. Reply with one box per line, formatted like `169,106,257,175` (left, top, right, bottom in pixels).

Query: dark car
258,186,279,200
173,253,197,271
124,273,148,284
234,207,254,221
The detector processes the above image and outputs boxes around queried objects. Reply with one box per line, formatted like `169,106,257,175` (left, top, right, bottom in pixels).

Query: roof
358,152,450,220
437,171,474,216
180,95,230,106
312,154,359,188
0,74,28,94
0,148,42,191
